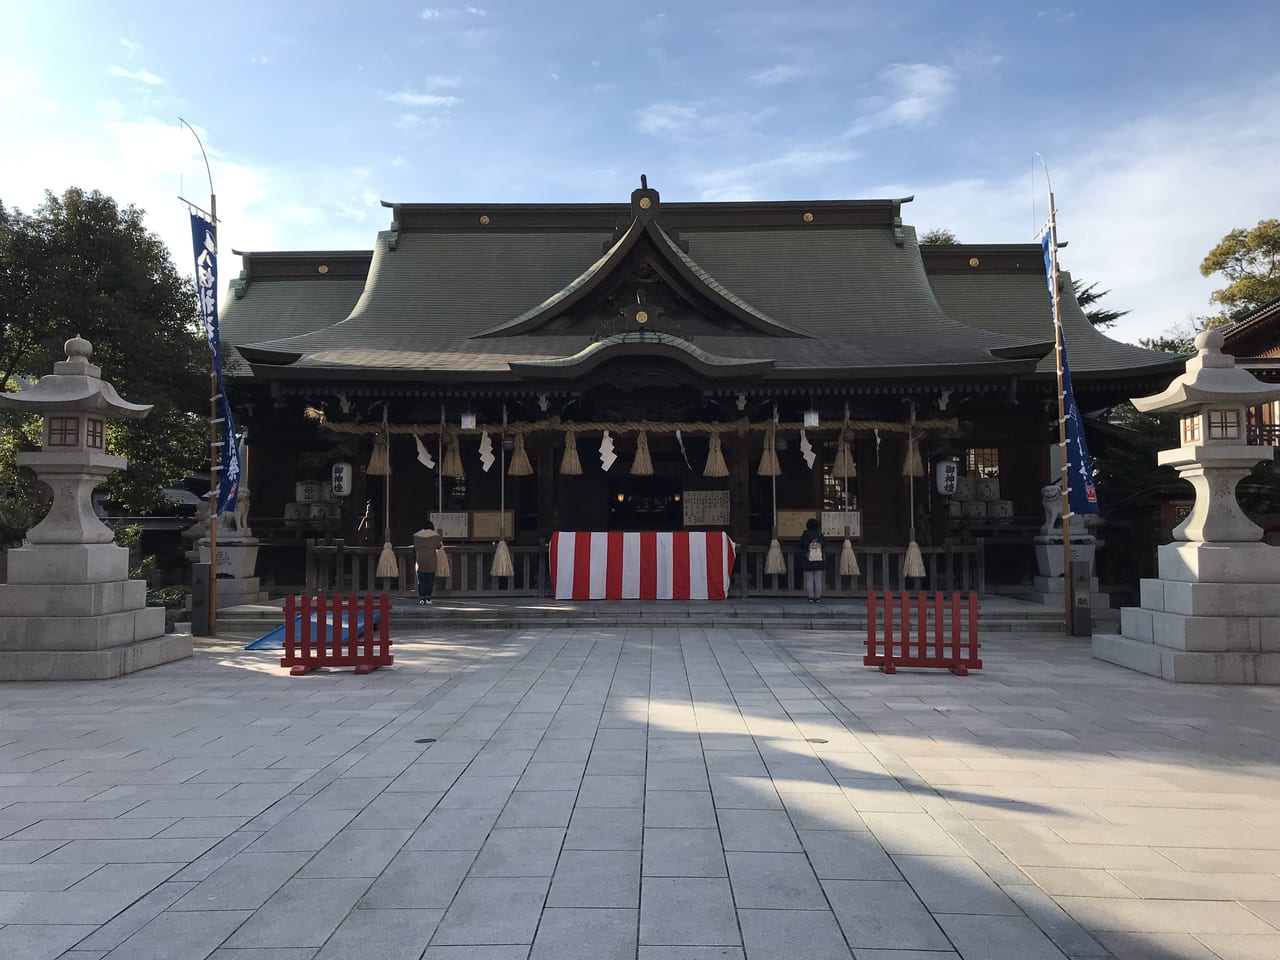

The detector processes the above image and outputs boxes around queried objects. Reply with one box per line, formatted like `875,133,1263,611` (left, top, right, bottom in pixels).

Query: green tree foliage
1071,279,1129,329
919,227,957,245
0,188,207,539
1200,218,1280,313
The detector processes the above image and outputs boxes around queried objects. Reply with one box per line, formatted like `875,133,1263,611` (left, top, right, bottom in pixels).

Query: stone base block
6,543,130,584
1092,633,1280,684
0,580,146,617
1157,542,1280,583
0,605,166,652
1121,607,1153,641
0,633,193,681
212,578,268,608
1162,581,1277,617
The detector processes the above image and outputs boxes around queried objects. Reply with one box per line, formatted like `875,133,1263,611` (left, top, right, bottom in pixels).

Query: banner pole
208,191,219,635
1048,191,1073,629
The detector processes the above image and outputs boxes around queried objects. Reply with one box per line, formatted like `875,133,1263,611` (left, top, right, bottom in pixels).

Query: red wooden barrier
864,590,981,675
280,593,392,675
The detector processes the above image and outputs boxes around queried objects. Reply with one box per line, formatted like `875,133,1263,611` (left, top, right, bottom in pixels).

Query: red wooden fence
865,590,981,675
280,593,392,676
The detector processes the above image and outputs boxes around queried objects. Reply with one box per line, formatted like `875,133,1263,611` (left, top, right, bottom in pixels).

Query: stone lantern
1093,329,1280,683
0,336,193,679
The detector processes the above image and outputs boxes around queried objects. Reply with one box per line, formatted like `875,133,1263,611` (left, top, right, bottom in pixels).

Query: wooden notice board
429,512,469,540
682,490,730,527
471,510,515,540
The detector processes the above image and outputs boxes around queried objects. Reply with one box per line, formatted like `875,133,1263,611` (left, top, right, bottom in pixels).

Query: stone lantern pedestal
1093,330,1280,683
0,337,193,680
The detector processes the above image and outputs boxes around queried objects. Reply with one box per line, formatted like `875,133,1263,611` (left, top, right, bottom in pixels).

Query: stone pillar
0,336,193,679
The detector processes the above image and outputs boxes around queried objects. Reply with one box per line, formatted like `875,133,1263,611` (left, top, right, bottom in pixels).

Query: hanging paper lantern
757,427,781,476
508,433,532,476
764,537,786,575
491,540,514,577
630,429,653,476
367,434,390,476
559,429,582,475
839,538,860,577
703,433,728,477
441,435,464,479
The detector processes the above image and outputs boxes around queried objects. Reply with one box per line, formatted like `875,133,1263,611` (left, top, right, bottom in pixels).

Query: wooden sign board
430,511,469,540
682,490,730,527
470,510,514,541
821,511,862,539
776,509,815,539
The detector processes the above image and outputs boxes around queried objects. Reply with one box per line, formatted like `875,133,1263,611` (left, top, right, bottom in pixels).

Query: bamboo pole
1048,190,1074,627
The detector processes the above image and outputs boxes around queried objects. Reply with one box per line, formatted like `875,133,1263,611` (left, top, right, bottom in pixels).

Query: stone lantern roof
1131,329,1280,414
0,335,152,417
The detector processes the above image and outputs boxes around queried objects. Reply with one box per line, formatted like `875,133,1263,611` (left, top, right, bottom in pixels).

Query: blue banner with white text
190,212,240,516
1042,232,1099,516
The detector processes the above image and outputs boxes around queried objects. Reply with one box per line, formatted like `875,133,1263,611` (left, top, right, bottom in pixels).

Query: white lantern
802,409,820,428
935,460,958,496
460,411,477,431
331,461,353,497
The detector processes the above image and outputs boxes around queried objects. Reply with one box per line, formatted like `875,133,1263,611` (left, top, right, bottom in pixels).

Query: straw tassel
757,427,781,476
376,540,399,579
702,433,728,477
839,538,860,577
490,540,514,577
904,540,925,579
435,545,451,579
765,538,786,575
508,433,532,476
831,435,856,478
367,434,390,475
630,429,653,476
441,435,464,478
902,432,924,477
559,429,582,475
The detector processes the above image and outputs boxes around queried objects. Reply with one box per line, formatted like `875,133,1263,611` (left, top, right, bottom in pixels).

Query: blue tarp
245,609,380,650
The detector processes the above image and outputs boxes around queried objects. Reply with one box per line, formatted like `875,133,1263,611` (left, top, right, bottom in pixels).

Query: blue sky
3,0,1278,344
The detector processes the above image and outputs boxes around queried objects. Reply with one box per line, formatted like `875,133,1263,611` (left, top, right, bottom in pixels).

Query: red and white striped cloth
550,531,736,600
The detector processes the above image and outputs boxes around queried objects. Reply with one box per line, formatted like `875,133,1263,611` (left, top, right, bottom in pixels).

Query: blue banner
190,212,240,516
1042,232,1099,515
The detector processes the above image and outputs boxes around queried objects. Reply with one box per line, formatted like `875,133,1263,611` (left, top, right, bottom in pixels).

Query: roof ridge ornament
632,174,659,220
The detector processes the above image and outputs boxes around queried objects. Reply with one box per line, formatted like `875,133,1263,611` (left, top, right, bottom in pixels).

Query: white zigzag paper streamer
675,429,692,470
479,431,495,472
799,429,815,469
413,434,435,469
599,430,617,471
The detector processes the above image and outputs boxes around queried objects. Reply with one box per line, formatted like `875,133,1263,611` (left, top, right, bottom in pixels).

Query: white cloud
847,62,954,137
421,7,442,18
464,5,487,15
424,74,461,88
109,65,165,85
876,83,1280,344
690,146,861,202
119,38,141,57
636,100,771,140
750,64,802,86
384,90,463,108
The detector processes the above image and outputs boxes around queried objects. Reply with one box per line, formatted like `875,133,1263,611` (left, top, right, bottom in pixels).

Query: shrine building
216,179,1180,597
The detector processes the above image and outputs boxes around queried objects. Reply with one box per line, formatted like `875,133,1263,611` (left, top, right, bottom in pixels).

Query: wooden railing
737,540,985,598
304,537,985,599
305,540,545,597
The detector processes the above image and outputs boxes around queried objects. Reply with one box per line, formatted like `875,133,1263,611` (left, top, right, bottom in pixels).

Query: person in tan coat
412,521,444,605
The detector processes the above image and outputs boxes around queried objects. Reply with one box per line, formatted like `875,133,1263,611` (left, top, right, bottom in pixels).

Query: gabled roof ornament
632,174,659,220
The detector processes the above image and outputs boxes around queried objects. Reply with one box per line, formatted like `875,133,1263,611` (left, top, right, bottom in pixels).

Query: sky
3,0,1278,346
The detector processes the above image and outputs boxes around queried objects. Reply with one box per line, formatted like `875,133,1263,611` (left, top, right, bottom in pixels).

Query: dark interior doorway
607,476,683,531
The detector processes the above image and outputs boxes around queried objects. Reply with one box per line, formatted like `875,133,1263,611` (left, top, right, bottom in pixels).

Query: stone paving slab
0,627,1279,958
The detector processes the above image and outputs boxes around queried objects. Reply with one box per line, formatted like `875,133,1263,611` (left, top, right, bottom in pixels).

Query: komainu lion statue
1041,484,1063,533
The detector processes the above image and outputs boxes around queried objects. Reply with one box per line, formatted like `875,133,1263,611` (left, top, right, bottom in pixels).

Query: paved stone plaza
2,625,1279,959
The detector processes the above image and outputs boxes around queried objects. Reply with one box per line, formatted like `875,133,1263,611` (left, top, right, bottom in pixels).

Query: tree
1072,279,1129,329
920,227,957,245
1200,218,1280,313
0,188,208,540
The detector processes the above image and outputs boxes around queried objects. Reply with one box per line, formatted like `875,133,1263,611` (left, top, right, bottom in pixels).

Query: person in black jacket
798,518,825,603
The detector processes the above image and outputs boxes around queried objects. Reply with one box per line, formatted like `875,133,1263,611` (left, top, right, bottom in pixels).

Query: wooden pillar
536,431,556,539
730,427,750,548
